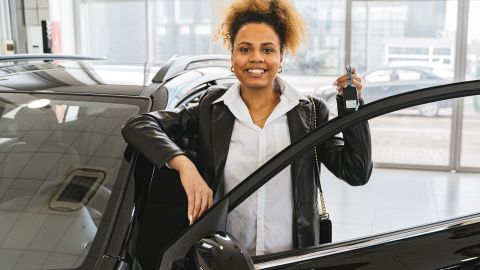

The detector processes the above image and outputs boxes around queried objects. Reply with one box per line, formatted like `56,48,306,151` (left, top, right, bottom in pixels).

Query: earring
278,66,283,73
231,66,234,72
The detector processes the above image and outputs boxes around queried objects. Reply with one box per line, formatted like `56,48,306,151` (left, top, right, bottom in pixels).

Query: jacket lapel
287,101,311,185
211,102,235,191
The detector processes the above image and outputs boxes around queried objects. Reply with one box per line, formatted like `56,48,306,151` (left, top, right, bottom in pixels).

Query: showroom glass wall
78,0,347,74
73,0,478,172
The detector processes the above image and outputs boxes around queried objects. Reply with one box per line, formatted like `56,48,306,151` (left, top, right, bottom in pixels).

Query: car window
0,93,146,270
163,71,204,108
364,69,393,83
172,84,209,108
215,78,237,88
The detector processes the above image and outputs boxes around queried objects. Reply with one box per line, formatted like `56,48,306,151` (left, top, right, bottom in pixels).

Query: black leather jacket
121,85,373,249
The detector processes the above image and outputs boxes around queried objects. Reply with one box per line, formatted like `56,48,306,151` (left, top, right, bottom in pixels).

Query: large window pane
349,0,457,167
80,0,147,64
0,0,12,41
460,96,480,168
286,0,346,76
285,1,346,96
370,105,452,166
461,0,480,168
151,0,212,63
351,0,457,78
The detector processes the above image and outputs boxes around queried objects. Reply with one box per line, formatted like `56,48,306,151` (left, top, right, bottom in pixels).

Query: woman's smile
246,68,268,77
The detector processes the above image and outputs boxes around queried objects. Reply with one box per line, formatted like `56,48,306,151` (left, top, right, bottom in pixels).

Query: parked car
315,66,451,117
1,54,480,270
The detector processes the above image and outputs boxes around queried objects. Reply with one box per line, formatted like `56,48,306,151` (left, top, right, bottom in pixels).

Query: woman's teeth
248,69,266,75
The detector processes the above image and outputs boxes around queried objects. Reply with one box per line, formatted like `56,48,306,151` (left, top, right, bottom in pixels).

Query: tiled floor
321,166,480,242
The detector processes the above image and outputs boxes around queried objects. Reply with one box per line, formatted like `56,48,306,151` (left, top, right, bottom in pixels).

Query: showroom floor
321,166,480,242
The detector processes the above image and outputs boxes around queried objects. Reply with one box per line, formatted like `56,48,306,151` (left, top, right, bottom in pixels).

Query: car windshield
0,93,146,270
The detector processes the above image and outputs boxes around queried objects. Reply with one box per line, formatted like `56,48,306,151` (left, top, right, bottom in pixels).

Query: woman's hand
333,66,363,98
168,155,213,225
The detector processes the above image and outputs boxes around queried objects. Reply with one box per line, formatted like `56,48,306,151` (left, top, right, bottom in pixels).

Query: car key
343,66,358,112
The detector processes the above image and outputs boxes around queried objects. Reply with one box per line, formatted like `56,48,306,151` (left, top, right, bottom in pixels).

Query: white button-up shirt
213,77,308,255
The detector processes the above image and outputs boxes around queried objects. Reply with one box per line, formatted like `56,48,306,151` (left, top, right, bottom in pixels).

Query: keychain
342,66,358,112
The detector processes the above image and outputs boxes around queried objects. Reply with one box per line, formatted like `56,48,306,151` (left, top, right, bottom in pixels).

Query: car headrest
13,105,60,142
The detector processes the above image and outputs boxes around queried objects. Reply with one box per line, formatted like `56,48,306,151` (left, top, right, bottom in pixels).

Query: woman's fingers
346,66,356,74
192,190,202,223
186,189,194,225
335,74,361,87
351,78,363,97
337,78,361,89
198,191,210,217
334,71,363,97
208,193,213,208
175,156,214,225
183,181,213,225
190,189,213,224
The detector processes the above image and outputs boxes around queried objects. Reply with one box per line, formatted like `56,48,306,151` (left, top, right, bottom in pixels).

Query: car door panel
254,215,480,269
137,165,189,270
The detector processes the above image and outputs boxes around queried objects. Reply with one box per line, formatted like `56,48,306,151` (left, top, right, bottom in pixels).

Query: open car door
158,80,480,270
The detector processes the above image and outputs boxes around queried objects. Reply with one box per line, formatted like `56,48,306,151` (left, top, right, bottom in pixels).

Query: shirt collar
213,76,308,105
212,76,308,125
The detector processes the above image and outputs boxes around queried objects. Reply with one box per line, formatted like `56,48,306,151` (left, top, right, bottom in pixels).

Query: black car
1,55,480,270
315,66,451,117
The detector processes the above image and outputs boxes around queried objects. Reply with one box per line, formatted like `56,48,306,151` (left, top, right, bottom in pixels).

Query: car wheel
327,95,338,116
418,102,439,117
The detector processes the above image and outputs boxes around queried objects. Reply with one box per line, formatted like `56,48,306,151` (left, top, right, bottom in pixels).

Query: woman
122,0,372,255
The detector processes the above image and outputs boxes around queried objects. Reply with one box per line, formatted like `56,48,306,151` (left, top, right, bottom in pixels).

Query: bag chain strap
311,97,329,217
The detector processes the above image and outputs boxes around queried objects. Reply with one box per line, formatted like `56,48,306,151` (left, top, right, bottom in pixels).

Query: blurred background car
314,66,451,117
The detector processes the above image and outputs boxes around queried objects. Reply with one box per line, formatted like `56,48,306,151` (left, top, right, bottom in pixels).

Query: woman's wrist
167,154,194,173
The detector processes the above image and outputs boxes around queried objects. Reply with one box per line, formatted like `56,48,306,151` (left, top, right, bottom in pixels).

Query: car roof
0,59,144,95
0,54,233,97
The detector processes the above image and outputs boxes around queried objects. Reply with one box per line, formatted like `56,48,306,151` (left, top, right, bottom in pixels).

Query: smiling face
232,23,283,92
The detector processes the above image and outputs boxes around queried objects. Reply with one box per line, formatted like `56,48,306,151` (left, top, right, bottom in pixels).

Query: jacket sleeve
318,97,373,186
121,104,199,169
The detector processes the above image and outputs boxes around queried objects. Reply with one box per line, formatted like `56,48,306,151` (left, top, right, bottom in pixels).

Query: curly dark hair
217,0,306,54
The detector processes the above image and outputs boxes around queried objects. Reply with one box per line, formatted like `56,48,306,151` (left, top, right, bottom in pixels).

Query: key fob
343,85,358,112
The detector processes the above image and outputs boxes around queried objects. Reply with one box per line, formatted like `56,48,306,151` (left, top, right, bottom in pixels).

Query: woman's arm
316,98,373,186
121,106,198,169
121,104,212,224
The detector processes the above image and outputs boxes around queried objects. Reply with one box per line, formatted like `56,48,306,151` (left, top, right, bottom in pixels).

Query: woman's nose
249,50,264,62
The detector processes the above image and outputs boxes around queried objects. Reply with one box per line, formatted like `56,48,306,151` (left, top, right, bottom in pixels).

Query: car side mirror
184,232,255,270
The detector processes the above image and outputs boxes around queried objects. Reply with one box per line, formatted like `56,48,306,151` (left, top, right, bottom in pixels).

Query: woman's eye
239,47,250,53
264,48,274,54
